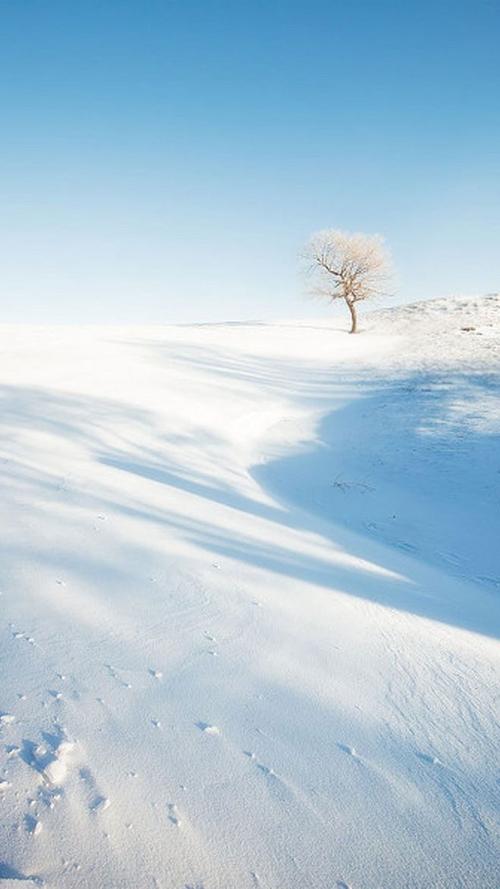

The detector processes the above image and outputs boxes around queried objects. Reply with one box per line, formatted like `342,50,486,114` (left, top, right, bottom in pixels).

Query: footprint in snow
417,752,442,766
43,740,75,785
196,722,220,735
106,664,132,688
203,632,216,642
80,767,110,813
12,629,35,645
24,814,42,836
337,882,352,889
90,795,111,814
0,862,44,884
167,803,181,826
148,669,163,680
38,783,63,810
253,759,295,806
337,743,359,759
244,751,293,802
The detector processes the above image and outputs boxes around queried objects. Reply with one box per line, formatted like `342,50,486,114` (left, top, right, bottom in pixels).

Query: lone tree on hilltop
304,229,392,333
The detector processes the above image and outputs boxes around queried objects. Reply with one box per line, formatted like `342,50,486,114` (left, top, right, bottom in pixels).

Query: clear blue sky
0,0,498,322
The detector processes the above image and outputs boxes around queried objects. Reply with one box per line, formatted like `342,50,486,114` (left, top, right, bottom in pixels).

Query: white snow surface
0,294,499,888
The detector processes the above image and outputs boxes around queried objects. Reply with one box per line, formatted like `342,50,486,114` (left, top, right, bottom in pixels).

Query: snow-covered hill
0,295,499,888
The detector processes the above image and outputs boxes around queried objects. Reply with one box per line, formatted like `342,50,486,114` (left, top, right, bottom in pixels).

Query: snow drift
0,295,499,888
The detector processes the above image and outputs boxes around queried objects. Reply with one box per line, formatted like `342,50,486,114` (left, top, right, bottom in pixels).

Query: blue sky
0,0,498,322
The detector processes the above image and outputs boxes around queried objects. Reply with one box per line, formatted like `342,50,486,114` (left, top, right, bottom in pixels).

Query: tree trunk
346,299,357,334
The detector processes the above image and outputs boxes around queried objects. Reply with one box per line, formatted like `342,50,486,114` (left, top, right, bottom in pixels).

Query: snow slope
0,295,499,888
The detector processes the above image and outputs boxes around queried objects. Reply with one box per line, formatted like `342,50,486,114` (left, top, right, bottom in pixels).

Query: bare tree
304,229,392,333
